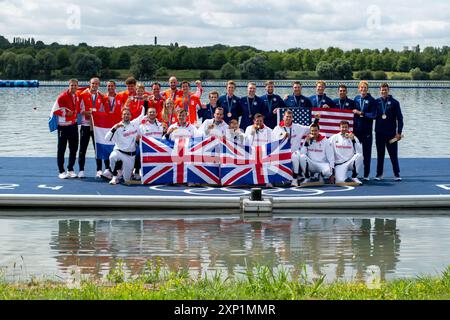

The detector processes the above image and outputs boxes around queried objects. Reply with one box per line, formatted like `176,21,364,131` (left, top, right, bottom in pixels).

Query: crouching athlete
105,102,148,185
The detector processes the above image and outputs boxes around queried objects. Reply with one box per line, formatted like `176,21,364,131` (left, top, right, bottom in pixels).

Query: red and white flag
311,107,354,137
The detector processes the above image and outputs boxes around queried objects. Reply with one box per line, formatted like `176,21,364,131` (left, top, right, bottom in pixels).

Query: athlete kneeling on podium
300,123,334,184
105,105,147,185
272,109,320,186
329,121,363,185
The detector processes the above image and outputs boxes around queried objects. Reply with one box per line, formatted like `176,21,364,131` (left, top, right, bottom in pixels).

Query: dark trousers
375,133,400,177
57,124,79,173
78,126,105,171
355,131,373,177
134,142,141,173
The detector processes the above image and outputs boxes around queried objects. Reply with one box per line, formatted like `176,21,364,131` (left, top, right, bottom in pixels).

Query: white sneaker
363,176,370,181
102,169,113,180
394,175,402,181
374,175,383,181
58,172,69,179
109,176,119,185
133,173,141,180
352,177,363,185
77,171,85,179
68,171,77,178
95,170,103,178
301,178,311,184
291,179,298,187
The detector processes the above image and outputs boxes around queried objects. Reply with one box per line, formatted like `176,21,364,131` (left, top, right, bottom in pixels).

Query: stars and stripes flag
310,107,354,138
277,107,312,126
220,138,293,186
278,107,354,138
140,136,221,185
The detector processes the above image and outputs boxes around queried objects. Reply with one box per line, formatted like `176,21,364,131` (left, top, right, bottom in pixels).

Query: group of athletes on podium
52,76,403,186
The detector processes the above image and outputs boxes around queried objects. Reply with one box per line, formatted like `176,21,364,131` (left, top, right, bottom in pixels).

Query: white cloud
0,0,448,50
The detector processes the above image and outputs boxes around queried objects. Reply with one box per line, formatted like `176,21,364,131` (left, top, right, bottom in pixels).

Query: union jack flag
220,138,293,186
140,136,221,185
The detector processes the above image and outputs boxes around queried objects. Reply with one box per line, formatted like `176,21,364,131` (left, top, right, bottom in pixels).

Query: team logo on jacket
301,99,304,103
233,100,236,103
273,98,277,102
345,103,349,106
253,102,258,105
388,101,391,105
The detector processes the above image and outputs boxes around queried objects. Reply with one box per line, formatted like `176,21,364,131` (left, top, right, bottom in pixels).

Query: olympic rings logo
148,185,355,197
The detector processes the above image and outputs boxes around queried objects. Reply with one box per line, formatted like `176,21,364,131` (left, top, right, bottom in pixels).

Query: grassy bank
1,263,448,300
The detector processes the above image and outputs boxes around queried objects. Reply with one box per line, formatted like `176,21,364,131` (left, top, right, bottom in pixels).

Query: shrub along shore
1,263,448,300
1,36,449,81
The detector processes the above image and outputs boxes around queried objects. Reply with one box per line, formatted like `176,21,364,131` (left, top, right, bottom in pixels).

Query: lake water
0,215,449,283
0,84,449,157
0,83,449,284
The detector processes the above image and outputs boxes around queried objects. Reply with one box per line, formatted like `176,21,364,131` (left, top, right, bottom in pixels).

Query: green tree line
0,35,449,80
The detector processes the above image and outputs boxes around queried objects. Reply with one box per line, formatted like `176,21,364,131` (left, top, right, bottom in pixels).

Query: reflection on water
1,217,448,283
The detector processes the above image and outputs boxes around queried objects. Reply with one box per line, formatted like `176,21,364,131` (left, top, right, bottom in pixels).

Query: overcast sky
1,0,449,51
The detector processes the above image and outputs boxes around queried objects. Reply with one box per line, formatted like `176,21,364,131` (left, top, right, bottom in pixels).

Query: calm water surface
0,85,449,157
0,215,448,283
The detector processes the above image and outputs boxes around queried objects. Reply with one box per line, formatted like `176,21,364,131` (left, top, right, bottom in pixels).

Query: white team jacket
166,123,197,140
198,119,229,137
105,113,145,153
272,123,311,152
244,125,273,146
139,118,164,139
328,133,363,164
300,135,335,167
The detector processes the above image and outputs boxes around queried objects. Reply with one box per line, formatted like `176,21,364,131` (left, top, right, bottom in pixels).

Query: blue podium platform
0,157,449,214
